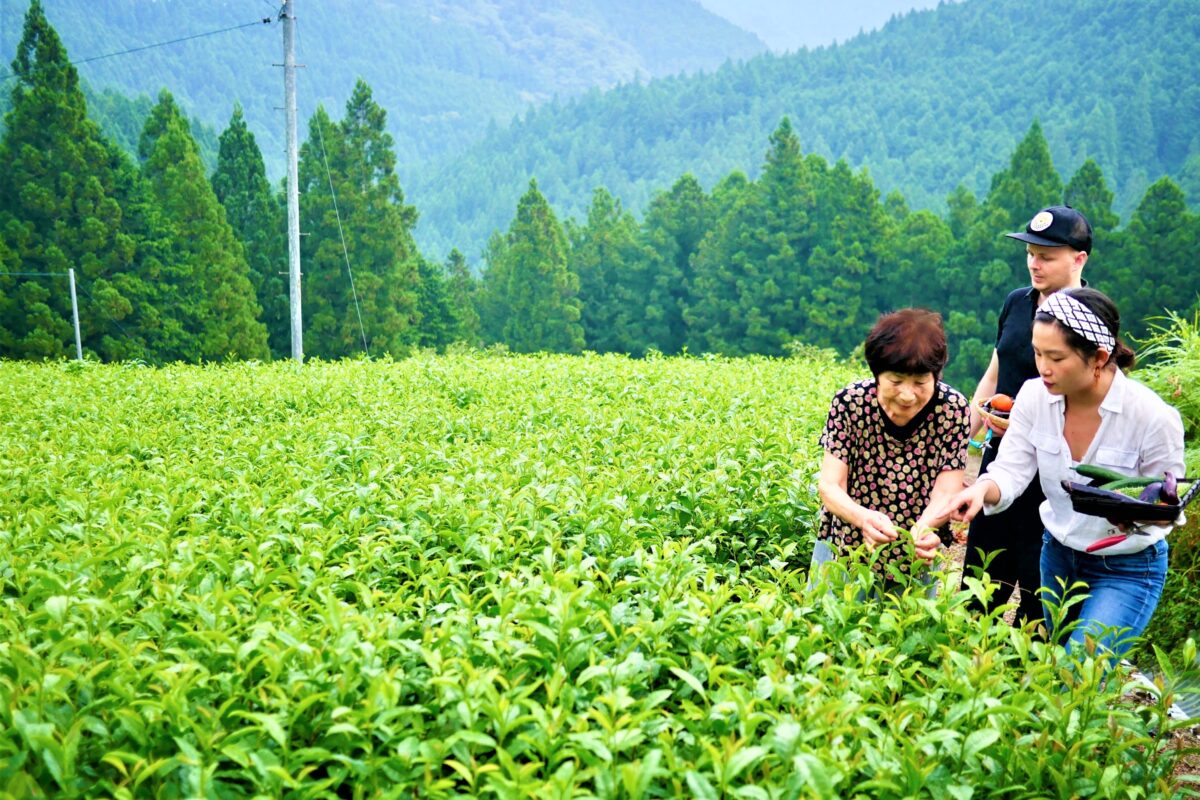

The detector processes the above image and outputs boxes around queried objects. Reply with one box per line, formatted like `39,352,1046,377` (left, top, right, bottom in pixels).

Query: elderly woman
811,308,971,587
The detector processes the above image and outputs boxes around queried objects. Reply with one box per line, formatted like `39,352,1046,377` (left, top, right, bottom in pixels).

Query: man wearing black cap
962,205,1093,627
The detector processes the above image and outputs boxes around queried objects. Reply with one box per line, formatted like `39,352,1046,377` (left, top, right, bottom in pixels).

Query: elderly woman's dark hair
864,308,949,377
1034,287,1136,371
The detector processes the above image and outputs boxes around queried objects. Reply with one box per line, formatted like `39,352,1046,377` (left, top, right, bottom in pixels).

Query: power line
0,17,274,83
0,270,134,341
313,109,370,358
0,270,86,358
73,281,134,341
296,21,371,358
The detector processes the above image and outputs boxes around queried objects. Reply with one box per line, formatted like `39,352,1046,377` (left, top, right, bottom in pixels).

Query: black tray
1062,480,1188,523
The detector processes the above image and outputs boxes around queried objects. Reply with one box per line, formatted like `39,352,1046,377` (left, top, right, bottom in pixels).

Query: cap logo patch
1030,211,1054,231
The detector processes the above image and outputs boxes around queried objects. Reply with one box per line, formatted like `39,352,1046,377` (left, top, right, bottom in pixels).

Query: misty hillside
407,0,1200,257
697,0,941,51
0,0,765,174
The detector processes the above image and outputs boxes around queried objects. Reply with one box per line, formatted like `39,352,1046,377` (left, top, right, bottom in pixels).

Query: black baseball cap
1004,205,1093,253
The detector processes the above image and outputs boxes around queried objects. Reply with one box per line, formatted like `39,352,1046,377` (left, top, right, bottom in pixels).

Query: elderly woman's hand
857,508,897,549
911,526,942,564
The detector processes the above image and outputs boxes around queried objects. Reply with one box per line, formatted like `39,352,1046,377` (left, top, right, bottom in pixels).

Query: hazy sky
696,0,945,51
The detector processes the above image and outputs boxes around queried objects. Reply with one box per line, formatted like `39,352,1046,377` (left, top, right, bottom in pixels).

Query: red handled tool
1085,478,1200,552
1086,532,1143,553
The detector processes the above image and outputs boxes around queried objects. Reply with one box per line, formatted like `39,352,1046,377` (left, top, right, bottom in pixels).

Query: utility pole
283,0,303,362
0,270,84,361
68,268,82,361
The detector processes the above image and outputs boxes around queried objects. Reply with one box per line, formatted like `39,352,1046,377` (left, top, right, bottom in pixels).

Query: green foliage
413,255,458,351
983,121,1065,235
0,355,1189,796
1099,178,1200,343
3,2,1199,381
1065,159,1120,235
549,118,1199,389
688,118,817,355
0,0,763,184
139,91,269,361
479,180,584,354
0,0,164,361
1144,512,1200,667
84,84,219,174
1135,312,1200,445
443,248,482,348
569,188,646,354
634,174,714,354
298,82,422,359
1133,314,1200,662
211,105,289,358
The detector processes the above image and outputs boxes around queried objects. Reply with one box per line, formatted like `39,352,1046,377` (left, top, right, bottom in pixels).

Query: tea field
0,355,1190,798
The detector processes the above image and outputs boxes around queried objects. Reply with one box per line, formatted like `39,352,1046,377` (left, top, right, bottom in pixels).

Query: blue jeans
1039,531,1168,657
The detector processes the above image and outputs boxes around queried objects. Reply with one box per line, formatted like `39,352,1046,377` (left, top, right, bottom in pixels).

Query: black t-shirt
994,286,1040,397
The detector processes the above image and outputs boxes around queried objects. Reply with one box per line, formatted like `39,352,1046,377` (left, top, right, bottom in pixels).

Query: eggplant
1138,481,1164,503
1162,471,1179,504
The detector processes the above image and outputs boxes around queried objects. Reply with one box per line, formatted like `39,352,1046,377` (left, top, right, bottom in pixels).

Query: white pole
283,0,303,362
68,268,83,361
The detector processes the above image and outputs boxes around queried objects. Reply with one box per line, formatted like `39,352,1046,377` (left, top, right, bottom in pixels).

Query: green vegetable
1073,463,1130,484
1104,475,1163,490
1073,464,1165,491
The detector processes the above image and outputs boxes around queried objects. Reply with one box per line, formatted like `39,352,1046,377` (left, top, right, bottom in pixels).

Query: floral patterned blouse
817,379,970,577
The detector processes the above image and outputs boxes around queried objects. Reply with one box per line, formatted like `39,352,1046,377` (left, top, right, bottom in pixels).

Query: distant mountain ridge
407,0,1200,258
696,0,941,51
0,0,765,175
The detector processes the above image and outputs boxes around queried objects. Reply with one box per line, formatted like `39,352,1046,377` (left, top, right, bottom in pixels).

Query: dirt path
939,541,1019,625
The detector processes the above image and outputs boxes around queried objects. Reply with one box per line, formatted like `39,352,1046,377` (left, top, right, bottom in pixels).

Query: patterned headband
1041,292,1115,352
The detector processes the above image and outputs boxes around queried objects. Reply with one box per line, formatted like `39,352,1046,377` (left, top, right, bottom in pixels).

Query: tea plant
0,354,1188,798
1136,313,1200,667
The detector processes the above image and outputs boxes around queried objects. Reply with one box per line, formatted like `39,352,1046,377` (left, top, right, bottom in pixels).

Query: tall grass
1136,313,1200,675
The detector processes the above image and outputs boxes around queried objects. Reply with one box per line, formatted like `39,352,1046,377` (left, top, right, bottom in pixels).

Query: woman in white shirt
933,288,1184,655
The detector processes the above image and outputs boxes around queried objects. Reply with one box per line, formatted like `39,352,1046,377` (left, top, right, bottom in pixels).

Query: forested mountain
4,1,1198,388
0,0,764,177
85,84,219,172
697,0,940,51
409,0,1200,258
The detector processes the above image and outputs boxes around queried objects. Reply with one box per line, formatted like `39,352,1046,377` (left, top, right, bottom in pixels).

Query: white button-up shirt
980,368,1185,554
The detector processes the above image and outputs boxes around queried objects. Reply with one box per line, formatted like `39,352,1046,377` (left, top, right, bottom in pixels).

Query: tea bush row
0,355,1187,798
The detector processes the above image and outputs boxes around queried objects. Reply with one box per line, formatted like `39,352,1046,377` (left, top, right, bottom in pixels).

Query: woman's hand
913,468,967,556
819,452,899,550
931,482,994,526
857,508,897,549
910,525,942,564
